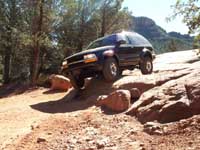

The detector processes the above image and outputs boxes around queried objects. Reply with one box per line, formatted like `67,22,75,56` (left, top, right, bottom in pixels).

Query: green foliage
56,0,132,53
150,38,193,54
193,34,200,48
170,0,200,52
168,39,177,52
170,0,200,34
0,0,131,85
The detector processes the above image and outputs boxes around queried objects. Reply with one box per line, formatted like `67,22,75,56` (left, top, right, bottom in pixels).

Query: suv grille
67,55,85,68
68,55,83,63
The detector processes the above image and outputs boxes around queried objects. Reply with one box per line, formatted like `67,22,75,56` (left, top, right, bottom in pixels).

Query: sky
123,0,189,34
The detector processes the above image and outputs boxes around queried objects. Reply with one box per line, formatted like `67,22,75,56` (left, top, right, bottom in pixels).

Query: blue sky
123,0,189,34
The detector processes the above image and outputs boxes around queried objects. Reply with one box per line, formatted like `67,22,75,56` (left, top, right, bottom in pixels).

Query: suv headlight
84,54,98,63
62,60,68,69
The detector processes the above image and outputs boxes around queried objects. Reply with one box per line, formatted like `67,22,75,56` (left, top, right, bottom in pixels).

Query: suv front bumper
61,60,103,74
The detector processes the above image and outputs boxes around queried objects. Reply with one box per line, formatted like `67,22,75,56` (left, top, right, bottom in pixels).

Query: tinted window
117,34,131,44
126,32,152,47
87,35,116,49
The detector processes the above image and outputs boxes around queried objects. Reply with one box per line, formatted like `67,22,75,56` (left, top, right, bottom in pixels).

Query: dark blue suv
61,31,155,89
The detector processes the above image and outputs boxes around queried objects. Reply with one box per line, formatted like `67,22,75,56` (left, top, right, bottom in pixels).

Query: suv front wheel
103,58,120,82
68,72,85,89
140,57,153,74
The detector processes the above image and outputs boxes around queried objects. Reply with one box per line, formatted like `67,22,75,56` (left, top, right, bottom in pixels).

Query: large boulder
113,70,190,94
96,90,131,112
185,75,200,115
49,74,72,91
113,76,155,94
159,98,192,123
126,69,200,123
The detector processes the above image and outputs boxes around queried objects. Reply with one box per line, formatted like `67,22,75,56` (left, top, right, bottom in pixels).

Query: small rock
96,90,131,112
84,136,92,142
188,141,193,145
96,141,105,149
128,129,137,135
96,138,109,149
96,95,108,106
143,122,163,135
130,88,141,100
86,146,96,150
31,124,40,130
69,144,75,148
49,74,72,91
37,137,47,143
31,125,34,130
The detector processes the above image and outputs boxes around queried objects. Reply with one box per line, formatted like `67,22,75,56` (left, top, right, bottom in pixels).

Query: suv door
117,34,138,66
127,32,150,63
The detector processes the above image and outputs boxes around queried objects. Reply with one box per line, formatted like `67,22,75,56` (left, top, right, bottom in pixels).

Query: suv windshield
86,35,116,50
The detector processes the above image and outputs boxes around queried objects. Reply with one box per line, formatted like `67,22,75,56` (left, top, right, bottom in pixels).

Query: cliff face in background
131,16,194,54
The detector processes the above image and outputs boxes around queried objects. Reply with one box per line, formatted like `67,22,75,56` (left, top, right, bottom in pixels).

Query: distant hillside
130,16,194,54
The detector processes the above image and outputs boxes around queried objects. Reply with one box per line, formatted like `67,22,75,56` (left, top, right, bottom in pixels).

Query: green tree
19,0,59,85
168,39,177,52
97,0,131,37
193,35,200,49
57,0,131,53
0,0,132,85
0,0,25,84
170,0,200,34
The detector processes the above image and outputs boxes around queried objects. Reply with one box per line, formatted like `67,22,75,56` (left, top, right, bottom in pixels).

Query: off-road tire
140,57,153,74
71,77,84,90
68,73,85,90
103,58,120,82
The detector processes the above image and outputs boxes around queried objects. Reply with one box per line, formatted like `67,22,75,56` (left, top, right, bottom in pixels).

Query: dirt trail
0,50,200,150
0,88,67,148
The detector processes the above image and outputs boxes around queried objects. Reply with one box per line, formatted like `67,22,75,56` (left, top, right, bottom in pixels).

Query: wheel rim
146,61,152,72
110,62,117,76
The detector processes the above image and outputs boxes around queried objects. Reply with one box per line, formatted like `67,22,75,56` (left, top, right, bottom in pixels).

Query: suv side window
127,32,151,46
125,35,132,45
127,34,138,45
102,35,117,46
117,34,131,44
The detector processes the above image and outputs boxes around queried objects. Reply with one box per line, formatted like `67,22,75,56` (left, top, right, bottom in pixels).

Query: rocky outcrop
113,69,190,94
126,69,200,123
185,76,200,115
96,90,131,112
49,74,72,91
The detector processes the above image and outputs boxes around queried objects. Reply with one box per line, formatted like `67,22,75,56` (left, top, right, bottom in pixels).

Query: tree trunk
100,8,106,37
3,47,11,84
31,0,44,85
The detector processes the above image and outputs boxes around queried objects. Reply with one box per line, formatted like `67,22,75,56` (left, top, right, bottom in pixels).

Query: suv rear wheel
103,58,119,81
140,57,153,74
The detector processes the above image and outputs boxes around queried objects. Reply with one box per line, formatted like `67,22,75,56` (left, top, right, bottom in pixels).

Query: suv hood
65,45,115,60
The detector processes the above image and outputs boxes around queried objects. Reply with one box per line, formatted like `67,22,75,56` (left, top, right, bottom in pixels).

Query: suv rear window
126,32,152,47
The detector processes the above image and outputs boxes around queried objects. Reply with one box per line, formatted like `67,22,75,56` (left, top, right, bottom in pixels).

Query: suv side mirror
116,40,126,46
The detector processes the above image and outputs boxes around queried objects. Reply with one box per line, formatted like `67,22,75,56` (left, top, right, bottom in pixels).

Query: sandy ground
0,50,200,150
